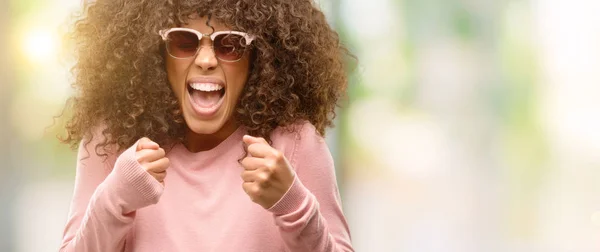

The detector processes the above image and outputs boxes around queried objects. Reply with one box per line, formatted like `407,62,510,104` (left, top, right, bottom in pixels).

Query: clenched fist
136,137,170,186
241,135,296,209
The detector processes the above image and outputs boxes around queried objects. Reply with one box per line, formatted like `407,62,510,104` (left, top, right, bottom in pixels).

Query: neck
184,120,239,152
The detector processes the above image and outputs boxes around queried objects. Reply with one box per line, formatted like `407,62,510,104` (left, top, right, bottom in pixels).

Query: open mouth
186,81,226,116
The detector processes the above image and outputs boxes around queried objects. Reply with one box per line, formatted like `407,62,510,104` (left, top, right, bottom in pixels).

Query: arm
60,137,164,252
268,125,353,252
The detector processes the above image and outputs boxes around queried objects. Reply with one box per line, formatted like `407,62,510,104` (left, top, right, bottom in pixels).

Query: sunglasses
159,28,255,62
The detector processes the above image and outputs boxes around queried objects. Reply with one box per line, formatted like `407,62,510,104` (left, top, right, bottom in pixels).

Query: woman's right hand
135,137,169,185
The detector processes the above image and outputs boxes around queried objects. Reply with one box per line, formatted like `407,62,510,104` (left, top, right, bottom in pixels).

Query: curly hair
60,0,351,154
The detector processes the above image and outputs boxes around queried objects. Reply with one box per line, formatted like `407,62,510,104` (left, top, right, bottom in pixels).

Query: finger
137,137,159,151
141,140,160,150
242,181,251,193
240,157,264,171
242,181,261,198
241,168,272,185
246,143,276,158
149,170,167,182
241,170,257,182
144,157,170,173
136,138,148,151
136,148,166,163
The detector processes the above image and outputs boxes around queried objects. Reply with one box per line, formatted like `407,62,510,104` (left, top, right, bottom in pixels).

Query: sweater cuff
268,176,310,215
111,140,164,212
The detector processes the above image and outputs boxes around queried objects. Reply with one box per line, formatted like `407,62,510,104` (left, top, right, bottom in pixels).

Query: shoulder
77,124,120,170
270,120,331,168
270,120,321,149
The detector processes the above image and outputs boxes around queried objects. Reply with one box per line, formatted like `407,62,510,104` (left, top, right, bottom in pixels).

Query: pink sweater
60,122,353,251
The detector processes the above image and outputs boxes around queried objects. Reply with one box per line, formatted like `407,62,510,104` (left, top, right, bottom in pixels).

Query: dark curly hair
60,0,351,154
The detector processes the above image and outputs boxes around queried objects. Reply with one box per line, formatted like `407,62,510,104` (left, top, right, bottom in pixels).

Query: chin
184,116,226,135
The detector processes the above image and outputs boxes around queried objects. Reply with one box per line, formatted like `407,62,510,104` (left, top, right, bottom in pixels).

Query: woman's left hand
241,135,296,209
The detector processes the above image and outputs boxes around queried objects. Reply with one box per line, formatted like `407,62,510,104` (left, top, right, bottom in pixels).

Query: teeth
189,83,224,92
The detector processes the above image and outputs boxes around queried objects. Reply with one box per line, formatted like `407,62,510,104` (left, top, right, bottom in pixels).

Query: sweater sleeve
267,123,354,252
59,137,164,252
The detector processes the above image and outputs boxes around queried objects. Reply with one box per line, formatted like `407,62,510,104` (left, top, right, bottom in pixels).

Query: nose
194,45,218,71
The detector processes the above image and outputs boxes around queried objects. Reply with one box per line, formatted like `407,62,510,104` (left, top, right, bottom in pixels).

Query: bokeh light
22,28,57,63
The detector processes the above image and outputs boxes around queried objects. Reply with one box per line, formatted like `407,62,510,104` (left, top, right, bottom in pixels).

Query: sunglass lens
167,31,199,58
214,34,247,61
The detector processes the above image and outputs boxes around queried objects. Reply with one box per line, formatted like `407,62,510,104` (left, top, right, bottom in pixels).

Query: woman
59,0,354,251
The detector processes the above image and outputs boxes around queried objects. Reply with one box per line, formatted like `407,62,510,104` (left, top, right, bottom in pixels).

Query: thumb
136,137,159,151
242,135,268,145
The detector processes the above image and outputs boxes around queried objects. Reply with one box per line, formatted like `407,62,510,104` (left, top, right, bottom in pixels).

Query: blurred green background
2,0,600,251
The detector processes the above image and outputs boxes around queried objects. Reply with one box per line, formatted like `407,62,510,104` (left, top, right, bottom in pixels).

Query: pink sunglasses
159,28,255,62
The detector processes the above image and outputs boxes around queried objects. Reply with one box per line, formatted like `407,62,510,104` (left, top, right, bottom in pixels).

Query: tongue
191,90,221,108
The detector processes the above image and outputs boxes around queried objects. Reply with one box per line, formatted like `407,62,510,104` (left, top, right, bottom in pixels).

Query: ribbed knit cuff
268,176,309,215
110,140,164,213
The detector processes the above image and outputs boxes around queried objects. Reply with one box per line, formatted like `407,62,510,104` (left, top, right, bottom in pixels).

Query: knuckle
272,151,283,160
252,185,262,196
243,183,252,193
258,172,270,182
265,160,276,170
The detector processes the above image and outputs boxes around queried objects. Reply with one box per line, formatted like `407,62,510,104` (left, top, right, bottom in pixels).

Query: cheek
223,61,250,95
